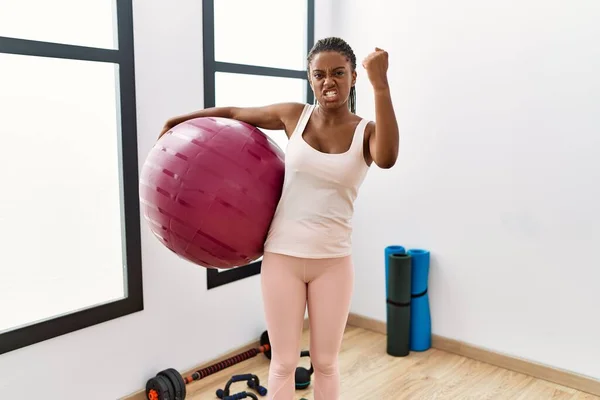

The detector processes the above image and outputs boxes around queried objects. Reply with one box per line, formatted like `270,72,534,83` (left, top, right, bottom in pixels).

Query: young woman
159,37,399,400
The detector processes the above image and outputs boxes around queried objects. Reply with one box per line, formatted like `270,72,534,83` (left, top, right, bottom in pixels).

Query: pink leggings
260,251,354,400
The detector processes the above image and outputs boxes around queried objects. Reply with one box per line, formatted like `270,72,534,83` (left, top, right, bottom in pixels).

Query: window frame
203,0,315,290
0,0,143,355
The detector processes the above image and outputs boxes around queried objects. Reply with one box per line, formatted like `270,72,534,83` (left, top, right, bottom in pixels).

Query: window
203,0,315,289
0,1,142,354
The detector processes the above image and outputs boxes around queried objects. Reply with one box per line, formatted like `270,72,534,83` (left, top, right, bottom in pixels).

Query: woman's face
308,51,356,110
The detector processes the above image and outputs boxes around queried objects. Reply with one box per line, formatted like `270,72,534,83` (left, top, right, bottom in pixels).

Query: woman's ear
307,71,314,90
352,70,357,86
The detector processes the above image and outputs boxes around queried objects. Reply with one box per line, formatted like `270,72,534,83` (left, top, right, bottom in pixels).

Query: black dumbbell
145,368,186,400
259,331,271,360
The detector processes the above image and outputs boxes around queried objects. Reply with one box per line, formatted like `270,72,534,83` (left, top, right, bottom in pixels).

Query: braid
307,37,357,113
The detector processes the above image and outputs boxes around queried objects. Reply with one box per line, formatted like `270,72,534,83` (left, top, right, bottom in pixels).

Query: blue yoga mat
384,245,405,298
407,249,431,351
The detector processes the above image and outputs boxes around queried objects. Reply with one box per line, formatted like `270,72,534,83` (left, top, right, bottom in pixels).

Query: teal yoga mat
408,249,431,351
386,252,412,357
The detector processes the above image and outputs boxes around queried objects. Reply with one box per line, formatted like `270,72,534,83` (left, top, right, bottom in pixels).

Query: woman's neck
315,102,353,125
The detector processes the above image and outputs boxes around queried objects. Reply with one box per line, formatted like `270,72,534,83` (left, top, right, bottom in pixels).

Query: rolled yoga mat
384,245,405,299
408,249,431,351
386,252,412,357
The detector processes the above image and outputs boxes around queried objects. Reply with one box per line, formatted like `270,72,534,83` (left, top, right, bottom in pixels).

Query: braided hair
307,37,357,113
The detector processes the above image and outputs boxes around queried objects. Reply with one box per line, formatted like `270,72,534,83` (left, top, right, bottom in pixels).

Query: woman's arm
158,102,305,139
368,86,399,169
362,48,399,169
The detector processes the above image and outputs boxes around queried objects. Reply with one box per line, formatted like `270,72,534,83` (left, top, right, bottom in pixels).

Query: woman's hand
362,47,389,91
158,121,174,140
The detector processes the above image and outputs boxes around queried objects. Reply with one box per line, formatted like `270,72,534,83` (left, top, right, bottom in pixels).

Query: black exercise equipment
219,392,258,400
145,342,270,400
259,331,271,360
295,350,314,390
260,331,313,390
146,330,312,399
216,373,267,399
386,252,412,357
146,368,186,400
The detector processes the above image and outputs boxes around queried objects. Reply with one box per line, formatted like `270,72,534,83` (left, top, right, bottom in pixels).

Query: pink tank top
263,103,371,258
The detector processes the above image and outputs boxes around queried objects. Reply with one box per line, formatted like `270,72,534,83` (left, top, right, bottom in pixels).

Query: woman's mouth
323,89,338,101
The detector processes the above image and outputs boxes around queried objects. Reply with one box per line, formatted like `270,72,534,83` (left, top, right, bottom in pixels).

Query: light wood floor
183,326,599,399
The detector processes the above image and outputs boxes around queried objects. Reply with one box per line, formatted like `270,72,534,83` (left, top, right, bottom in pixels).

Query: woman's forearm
166,107,234,127
371,86,399,168
161,103,303,140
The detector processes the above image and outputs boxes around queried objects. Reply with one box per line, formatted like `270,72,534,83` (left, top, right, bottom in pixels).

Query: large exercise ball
139,117,285,269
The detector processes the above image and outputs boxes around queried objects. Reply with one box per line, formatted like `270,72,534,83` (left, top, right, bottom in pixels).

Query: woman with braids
159,37,399,399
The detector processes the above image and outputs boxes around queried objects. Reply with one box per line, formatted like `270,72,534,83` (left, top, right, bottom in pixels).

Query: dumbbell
145,341,270,400
145,368,186,400
216,373,267,399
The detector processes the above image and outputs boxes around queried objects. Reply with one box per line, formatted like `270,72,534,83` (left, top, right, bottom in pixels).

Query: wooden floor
183,326,599,399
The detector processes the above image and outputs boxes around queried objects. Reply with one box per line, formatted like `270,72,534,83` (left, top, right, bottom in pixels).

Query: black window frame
203,0,315,290
0,0,143,355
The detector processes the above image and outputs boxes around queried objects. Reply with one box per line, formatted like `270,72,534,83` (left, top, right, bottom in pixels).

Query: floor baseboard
346,312,600,397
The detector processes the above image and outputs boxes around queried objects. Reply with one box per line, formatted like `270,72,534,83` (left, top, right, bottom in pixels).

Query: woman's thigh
260,252,308,361
305,256,354,360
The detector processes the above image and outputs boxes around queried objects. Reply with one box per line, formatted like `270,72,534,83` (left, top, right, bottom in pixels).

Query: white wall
340,0,600,380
